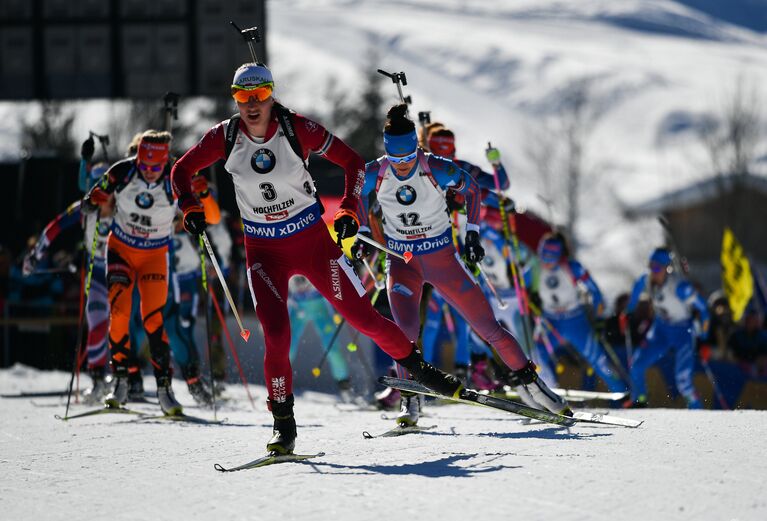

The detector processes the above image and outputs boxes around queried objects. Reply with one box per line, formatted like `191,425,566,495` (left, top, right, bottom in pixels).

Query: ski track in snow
1,366,766,521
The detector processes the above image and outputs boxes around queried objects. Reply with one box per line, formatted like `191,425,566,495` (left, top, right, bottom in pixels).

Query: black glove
446,189,464,213
81,136,95,161
334,213,359,242
351,231,372,260
464,230,485,264
183,205,207,236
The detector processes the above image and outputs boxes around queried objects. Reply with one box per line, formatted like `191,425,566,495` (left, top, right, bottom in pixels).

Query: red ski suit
172,107,414,402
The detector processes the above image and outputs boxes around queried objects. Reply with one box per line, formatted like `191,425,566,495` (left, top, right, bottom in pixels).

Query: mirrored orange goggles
231,82,274,103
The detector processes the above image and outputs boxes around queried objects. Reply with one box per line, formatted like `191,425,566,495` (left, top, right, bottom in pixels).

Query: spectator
728,307,767,377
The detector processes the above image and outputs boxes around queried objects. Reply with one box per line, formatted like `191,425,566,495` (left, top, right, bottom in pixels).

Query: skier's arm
25,201,83,274
626,275,647,314
570,260,605,315
457,159,509,191
78,159,89,193
292,113,365,221
356,161,383,231
677,281,710,331
429,156,481,229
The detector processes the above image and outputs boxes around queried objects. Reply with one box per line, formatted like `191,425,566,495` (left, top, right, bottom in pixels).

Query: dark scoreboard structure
0,0,267,100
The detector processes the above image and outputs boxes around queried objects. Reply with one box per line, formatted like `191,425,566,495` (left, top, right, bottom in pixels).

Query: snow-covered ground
1,365,765,521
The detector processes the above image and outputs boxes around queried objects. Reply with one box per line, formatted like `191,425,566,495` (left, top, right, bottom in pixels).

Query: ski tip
54,414,66,421
213,463,227,472
362,431,373,439
403,251,413,263
240,329,251,342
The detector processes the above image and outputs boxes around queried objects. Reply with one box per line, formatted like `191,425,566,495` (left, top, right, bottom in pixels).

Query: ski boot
213,379,226,397
83,366,109,405
396,346,463,398
337,378,354,404
267,395,297,455
187,377,214,407
507,361,572,416
623,395,648,409
396,392,421,426
157,376,183,416
453,364,469,387
127,369,145,402
104,368,129,409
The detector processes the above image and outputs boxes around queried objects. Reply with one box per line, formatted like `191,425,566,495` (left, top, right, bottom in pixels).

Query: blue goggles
387,150,418,164
539,242,563,263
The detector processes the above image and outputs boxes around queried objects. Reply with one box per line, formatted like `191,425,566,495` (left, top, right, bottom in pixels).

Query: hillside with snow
267,0,767,297
1,0,766,299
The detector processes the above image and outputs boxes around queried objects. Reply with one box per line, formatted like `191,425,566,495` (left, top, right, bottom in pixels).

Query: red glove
84,187,109,213
191,175,210,197
90,187,109,205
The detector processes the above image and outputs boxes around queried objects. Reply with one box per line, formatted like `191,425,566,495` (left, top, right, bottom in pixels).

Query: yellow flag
721,227,753,322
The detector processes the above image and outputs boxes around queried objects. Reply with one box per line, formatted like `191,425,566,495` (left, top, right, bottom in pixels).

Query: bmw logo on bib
396,185,417,206
251,148,276,174
545,275,560,289
135,192,154,209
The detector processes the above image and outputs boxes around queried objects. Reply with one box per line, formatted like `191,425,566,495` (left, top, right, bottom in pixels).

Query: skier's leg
452,308,470,368
566,313,627,392
628,321,670,404
85,264,109,370
104,239,137,406
421,291,445,364
427,248,568,413
672,324,701,409
82,263,109,402
427,249,527,370
136,246,181,415
287,302,307,364
298,226,460,397
175,275,213,405
243,244,294,453
163,274,188,375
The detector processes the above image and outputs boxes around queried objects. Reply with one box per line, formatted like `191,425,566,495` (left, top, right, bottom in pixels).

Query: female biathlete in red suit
171,62,461,454
353,104,572,424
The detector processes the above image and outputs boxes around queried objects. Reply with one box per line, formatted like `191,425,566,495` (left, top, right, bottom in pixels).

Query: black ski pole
199,237,217,420
63,210,102,419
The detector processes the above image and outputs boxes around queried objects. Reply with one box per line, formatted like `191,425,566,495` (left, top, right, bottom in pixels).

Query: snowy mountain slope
0,0,765,298
2,366,766,521
268,0,767,297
